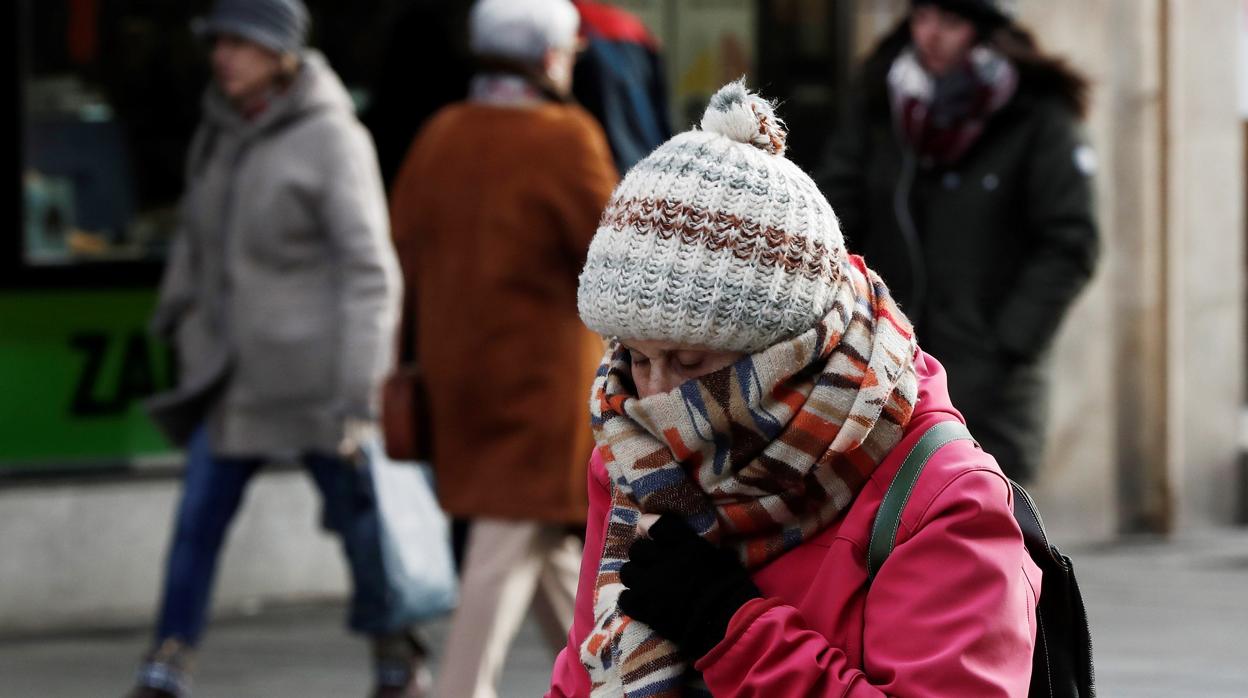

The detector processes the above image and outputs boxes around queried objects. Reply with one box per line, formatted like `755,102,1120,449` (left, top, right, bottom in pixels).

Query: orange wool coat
390,101,618,524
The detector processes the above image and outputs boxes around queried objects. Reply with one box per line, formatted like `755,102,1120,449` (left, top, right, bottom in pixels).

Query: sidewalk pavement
1,532,1245,697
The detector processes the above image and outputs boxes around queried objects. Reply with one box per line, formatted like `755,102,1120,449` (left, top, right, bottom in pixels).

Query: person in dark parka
818,0,1099,483
571,0,672,174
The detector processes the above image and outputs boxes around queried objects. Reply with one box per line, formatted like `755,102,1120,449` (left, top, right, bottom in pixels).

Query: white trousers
433,518,582,698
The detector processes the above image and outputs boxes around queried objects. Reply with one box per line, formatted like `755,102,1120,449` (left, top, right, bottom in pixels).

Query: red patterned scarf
888,45,1018,164
579,255,919,696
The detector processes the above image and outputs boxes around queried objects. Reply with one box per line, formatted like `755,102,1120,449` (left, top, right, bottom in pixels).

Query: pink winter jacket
548,351,1041,697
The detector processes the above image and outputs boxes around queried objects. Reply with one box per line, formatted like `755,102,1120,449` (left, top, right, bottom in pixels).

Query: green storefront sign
0,290,177,470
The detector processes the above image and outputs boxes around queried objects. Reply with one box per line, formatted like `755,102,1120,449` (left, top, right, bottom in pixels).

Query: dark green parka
818,29,1099,482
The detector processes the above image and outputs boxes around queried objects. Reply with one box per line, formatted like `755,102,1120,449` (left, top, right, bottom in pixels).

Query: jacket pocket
235,317,337,404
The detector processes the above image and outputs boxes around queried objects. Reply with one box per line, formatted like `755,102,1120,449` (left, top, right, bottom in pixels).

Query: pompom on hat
577,80,847,354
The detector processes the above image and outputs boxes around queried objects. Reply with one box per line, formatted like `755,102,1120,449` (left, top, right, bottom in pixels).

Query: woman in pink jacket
548,80,1041,697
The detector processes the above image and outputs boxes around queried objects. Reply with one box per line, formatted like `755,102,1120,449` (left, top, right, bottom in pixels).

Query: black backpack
867,420,1096,697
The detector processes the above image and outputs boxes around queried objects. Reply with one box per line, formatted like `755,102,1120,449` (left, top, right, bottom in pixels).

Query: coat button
982,173,1000,191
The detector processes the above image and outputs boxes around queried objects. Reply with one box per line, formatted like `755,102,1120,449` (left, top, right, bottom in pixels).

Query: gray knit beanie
577,80,846,354
193,0,310,55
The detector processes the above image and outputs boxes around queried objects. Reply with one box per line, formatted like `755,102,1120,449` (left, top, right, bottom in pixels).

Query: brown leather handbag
381,293,432,462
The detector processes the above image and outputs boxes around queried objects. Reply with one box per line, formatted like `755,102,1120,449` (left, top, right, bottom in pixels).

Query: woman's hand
337,417,377,466
619,515,762,660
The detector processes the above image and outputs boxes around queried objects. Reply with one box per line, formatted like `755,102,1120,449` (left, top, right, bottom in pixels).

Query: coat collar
201,50,353,139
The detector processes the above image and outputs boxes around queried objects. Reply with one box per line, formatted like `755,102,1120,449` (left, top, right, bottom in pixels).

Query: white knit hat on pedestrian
469,0,579,64
577,80,847,354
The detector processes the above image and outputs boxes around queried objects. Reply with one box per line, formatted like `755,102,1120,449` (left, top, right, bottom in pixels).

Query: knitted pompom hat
577,80,846,354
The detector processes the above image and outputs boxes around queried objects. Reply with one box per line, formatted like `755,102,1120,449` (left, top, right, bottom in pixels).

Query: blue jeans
155,426,401,645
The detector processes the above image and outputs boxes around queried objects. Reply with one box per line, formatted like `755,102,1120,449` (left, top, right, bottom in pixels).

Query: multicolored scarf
579,255,920,697
888,45,1018,164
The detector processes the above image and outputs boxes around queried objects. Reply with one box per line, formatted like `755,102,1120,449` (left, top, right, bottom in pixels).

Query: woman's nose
642,362,679,396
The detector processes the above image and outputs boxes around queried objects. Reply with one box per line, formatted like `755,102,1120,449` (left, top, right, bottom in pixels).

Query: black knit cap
193,0,310,55
912,0,1016,28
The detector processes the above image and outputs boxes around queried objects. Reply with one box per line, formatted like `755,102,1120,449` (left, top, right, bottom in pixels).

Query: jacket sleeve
547,451,612,697
993,107,1099,360
150,228,196,340
388,126,428,276
553,115,618,270
320,120,403,418
151,124,212,339
386,134,424,361
695,469,1038,698
815,95,872,250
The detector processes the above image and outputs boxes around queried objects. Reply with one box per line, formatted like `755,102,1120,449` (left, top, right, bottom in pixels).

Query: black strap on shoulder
866,420,974,583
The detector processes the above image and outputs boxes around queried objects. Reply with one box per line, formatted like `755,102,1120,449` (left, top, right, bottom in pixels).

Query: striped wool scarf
888,45,1018,165
579,255,920,697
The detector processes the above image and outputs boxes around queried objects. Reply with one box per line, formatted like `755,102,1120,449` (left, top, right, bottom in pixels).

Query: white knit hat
469,0,579,64
577,80,846,354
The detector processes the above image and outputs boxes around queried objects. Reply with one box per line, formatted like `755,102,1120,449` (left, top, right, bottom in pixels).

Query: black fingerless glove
618,515,762,660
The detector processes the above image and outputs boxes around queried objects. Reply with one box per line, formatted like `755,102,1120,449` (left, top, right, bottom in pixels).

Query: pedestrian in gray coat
130,2,423,697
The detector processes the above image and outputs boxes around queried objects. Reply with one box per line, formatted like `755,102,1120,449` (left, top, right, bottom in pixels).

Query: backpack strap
866,420,974,583
1010,480,1097,696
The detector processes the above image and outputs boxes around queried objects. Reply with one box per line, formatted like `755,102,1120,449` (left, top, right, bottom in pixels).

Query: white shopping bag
364,439,458,622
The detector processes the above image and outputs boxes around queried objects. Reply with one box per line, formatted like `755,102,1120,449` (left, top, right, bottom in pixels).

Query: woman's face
909,5,978,77
211,33,285,104
622,339,745,399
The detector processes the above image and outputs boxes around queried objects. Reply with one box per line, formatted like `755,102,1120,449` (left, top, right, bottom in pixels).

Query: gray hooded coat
146,52,401,458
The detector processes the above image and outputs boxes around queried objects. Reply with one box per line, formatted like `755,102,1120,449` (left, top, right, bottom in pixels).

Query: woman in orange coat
388,0,618,694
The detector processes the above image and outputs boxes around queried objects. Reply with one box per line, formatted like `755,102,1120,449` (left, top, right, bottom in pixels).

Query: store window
12,0,404,285
11,0,853,279
605,0,853,170
21,1,209,270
